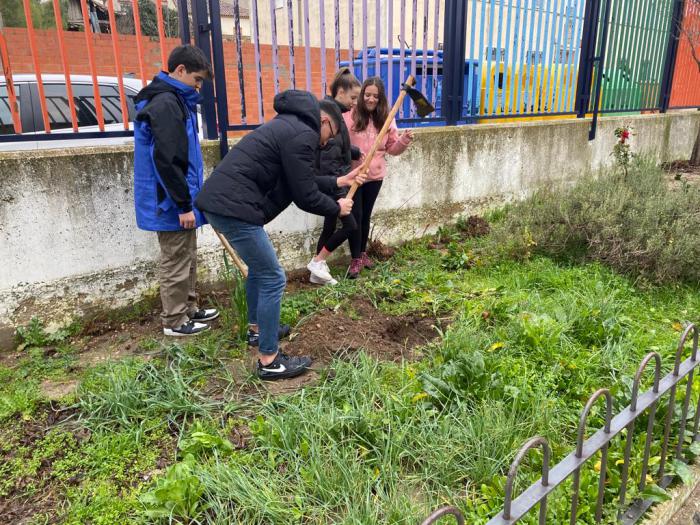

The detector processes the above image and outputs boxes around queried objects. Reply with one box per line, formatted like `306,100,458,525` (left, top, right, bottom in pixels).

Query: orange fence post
0,31,22,134
22,0,51,133
131,0,148,86
107,0,130,129
52,0,79,132
79,0,106,131
155,0,168,70
670,0,700,108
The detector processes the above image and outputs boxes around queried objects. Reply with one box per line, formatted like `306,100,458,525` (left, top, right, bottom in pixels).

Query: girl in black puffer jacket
307,68,363,285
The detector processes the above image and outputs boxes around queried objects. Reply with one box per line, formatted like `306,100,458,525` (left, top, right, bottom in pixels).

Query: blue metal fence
1,0,698,148
466,0,587,119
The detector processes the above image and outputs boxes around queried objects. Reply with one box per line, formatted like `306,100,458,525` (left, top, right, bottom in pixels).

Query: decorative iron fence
422,324,700,524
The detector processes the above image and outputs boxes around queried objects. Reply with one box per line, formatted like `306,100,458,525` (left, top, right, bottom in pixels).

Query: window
38,83,136,130
0,85,22,135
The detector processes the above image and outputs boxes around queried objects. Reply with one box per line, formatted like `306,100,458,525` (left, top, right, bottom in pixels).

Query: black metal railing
424,324,700,524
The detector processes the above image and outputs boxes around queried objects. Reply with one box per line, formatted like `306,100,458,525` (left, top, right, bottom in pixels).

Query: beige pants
157,230,199,329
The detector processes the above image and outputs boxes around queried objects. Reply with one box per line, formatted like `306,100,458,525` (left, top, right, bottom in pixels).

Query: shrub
488,158,700,284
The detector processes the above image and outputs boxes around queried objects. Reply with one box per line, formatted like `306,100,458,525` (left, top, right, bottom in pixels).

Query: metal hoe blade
404,84,435,118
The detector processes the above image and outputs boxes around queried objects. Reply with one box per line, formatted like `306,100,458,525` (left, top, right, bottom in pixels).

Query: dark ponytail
330,67,361,98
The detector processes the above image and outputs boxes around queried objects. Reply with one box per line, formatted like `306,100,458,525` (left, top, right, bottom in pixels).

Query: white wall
0,111,698,348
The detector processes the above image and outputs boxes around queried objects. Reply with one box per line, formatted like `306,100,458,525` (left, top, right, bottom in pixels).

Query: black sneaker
163,320,210,337
190,308,220,322
257,352,312,380
247,324,291,347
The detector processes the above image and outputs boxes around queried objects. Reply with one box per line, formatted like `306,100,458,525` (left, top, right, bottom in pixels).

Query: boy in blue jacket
133,45,218,337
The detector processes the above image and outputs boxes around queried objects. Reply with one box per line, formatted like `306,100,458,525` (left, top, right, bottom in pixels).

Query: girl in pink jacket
343,77,414,278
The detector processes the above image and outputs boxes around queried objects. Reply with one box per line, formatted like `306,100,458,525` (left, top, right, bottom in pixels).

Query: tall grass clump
489,157,700,284
76,344,233,434
220,252,249,343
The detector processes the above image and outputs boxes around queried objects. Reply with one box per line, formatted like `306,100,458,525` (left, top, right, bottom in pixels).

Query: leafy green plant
179,421,234,460
612,125,635,179
515,312,562,350
15,317,78,351
280,294,318,327
0,381,42,422
441,242,477,271
0,366,42,422
140,454,208,521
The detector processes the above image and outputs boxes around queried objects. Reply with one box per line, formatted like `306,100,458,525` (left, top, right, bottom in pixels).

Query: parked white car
0,74,204,151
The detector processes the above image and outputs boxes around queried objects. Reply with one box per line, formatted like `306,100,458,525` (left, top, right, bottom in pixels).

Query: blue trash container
339,47,479,126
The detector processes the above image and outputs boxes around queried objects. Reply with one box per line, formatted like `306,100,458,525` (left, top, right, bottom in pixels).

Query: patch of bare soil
75,318,164,367
664,160,700,188
1,296,230,373
234,297,442,397
39,379,80,400
285,263,354,293
283,297,442,364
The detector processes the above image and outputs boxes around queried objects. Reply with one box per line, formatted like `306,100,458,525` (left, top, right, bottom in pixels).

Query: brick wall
4,28,346,126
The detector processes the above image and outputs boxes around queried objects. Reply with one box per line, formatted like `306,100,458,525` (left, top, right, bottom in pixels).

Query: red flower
622,130,630,139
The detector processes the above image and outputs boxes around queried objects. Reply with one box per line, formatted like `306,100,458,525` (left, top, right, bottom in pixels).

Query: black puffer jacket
319,96,361,180
195,90,340,225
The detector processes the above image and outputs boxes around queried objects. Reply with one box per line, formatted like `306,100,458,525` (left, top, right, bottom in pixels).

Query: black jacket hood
273,90,320,132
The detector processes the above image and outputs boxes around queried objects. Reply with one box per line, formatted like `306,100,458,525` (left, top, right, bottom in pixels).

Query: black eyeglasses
324,119,338,137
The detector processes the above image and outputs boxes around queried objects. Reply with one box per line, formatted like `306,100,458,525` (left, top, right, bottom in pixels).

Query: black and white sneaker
257,352,312,380
190,308,220,322
247,324,291,347
163,320,210,337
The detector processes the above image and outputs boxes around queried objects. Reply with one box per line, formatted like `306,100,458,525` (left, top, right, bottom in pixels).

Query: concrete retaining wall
1,111,699,349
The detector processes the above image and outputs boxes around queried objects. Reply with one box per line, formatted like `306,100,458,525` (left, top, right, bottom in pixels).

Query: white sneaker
310,273,338,286
307,258,334,282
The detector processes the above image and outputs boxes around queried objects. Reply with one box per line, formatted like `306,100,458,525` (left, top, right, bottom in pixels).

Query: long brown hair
352,77,389,133
330,67,361,98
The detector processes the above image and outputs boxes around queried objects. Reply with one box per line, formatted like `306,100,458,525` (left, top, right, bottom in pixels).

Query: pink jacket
343,110,412,181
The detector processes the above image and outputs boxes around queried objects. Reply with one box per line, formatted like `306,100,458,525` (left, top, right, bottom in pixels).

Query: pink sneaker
348,258,363,279
360,252,374,269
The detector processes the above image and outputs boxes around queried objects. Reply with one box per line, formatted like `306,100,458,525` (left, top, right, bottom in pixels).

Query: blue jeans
205,212,285,356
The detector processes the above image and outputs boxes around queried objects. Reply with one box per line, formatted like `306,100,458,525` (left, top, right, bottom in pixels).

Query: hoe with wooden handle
214,230,248,278
346,75,435,200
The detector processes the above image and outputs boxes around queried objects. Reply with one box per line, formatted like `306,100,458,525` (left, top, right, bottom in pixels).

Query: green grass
3,166,700,523
0,418,170,523
146,246,696,525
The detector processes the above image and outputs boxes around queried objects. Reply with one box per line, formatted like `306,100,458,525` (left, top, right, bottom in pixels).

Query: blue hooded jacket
133,72,206,231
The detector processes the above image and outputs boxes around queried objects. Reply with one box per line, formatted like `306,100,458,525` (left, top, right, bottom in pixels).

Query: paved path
667,483,700,525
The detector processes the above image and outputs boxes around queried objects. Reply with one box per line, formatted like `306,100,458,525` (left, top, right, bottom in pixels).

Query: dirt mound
282,298,441,363
457,215,491,238
367,239,396,261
